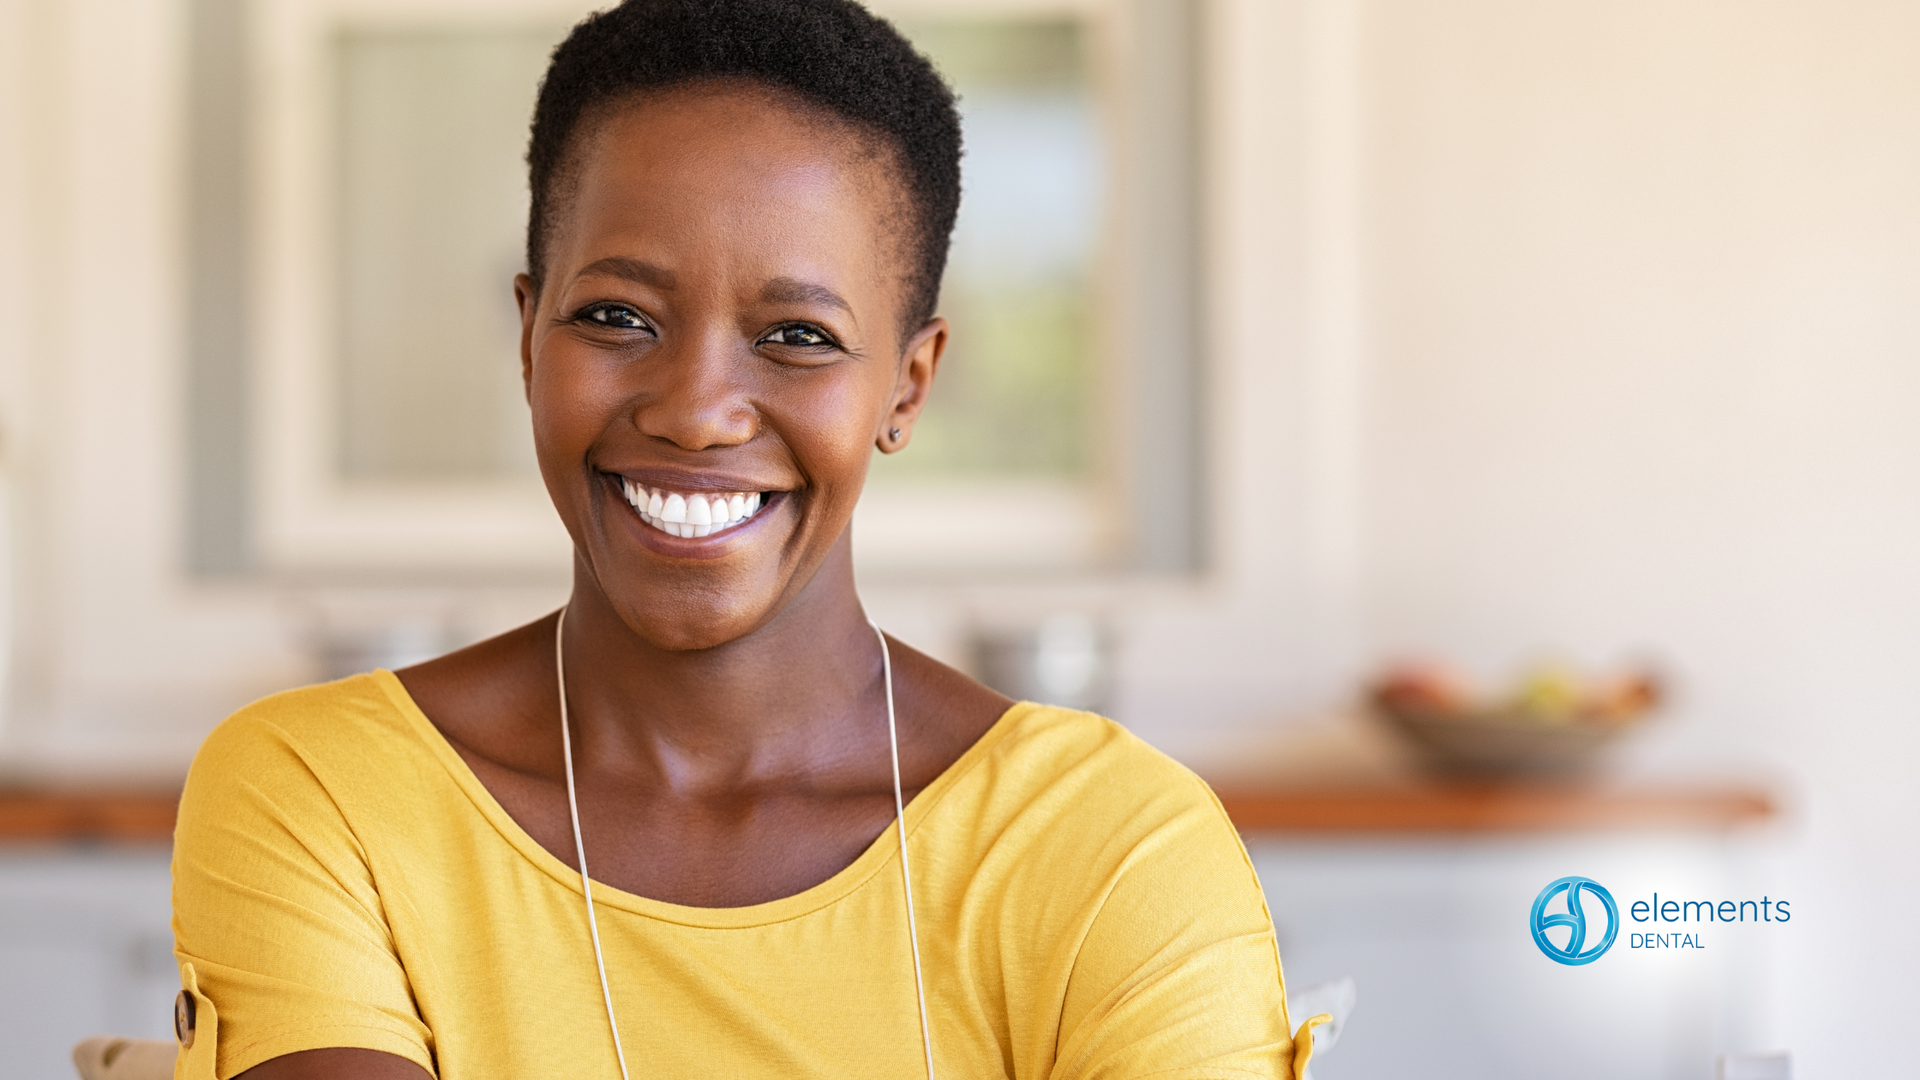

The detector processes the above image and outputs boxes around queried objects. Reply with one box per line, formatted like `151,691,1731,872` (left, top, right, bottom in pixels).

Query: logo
1530,876,1619,965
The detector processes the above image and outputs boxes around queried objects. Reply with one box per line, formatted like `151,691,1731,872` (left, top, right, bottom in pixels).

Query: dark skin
239,84,1009,1079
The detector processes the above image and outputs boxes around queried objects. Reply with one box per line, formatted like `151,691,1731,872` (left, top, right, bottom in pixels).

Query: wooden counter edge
0,788,181,844
0,783,1777,843
1212,784,1776,834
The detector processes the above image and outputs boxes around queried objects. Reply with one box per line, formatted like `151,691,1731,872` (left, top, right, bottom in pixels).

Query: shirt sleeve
1047,778,1308,1080
171,708,436,1079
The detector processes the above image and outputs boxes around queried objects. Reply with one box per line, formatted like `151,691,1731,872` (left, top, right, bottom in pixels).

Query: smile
621,479,765,538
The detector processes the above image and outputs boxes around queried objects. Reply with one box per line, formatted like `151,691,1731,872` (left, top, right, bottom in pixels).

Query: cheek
528,340,624,478
779,372,888,491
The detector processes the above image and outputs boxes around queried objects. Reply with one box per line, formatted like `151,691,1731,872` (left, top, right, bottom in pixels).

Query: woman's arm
236,1049,433,1080
172,694,438,1078
1046,772,1304,1079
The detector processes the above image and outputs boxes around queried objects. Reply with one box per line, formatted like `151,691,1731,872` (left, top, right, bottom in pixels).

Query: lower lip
607,476,778,556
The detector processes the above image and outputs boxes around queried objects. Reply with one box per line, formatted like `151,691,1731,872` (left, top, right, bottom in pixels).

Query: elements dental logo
1531,876,1619,966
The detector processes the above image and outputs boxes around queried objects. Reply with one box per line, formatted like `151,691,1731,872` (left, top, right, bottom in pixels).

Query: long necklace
553,608,935,1080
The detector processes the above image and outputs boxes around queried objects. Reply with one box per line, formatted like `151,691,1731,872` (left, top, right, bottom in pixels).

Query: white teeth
621,481,767,540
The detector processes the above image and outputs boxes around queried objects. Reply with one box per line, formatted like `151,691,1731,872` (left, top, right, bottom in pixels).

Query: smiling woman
167,2,1312,1079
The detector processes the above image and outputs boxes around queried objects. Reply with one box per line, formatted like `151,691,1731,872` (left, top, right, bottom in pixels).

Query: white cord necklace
554,608,935,1080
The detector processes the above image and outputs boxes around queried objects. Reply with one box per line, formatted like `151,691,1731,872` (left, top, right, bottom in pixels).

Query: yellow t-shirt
171,672,1315,1079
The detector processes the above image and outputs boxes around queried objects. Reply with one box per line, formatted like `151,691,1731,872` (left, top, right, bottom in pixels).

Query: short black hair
527,0,962,331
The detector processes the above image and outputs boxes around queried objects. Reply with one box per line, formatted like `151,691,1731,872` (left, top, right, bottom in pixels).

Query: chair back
72,1036,176,1080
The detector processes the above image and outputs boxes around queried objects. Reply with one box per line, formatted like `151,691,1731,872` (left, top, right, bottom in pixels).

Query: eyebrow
574,256,677,290
760,277,853,317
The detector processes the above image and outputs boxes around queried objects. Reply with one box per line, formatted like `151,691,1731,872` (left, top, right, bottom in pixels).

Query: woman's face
517,85,942,651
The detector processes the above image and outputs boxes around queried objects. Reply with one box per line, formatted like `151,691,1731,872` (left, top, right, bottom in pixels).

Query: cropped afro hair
526,0,962,330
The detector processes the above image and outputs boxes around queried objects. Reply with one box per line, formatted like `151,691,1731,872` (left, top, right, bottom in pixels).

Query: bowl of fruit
1368,661,1662,778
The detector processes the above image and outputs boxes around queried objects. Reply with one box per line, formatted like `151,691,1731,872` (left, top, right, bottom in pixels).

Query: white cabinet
0,852,176,1080
1251,835,1780,1080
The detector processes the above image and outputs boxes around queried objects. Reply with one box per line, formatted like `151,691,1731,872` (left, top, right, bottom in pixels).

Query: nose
632,327,758,451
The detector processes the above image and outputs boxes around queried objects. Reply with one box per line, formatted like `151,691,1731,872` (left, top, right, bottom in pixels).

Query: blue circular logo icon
1530,876,1618,965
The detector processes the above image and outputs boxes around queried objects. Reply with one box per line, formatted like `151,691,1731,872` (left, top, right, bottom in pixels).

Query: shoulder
984,712,1290,1076
173,678,440,1078
960,704,1242,862
988,704,1189,771
942,707,1281,1034
181,673,435,825
191,673,413,769
983,704,1221,809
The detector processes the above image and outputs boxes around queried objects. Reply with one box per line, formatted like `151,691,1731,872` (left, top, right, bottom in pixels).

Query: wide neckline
372,668,1032,930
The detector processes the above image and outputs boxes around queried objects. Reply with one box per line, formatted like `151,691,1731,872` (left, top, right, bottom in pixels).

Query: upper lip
601,467,783,495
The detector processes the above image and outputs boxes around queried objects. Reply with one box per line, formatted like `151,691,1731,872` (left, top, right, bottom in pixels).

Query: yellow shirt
171,672,1316,1079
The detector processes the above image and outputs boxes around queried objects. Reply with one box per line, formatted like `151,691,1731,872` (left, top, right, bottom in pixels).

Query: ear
877,317,947,453
514,273,540,401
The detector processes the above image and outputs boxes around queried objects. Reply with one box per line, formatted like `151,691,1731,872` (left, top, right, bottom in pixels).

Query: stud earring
889,428,902,441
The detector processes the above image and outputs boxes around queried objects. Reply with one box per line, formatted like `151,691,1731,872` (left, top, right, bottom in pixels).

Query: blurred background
2,0,1917,1076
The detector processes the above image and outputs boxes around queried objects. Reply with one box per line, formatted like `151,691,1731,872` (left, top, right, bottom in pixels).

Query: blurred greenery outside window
329,16,1104,489
873,19,1103,484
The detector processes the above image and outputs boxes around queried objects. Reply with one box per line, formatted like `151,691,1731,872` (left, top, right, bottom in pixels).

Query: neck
557,536,883,792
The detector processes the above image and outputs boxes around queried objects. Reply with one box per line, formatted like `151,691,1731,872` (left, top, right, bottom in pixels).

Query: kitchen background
2,0,1917,1076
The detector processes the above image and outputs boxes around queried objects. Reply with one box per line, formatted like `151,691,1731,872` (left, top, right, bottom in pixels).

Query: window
858,0,1206,575
852,13,1111,571
877,19,1101,481
333,26,556,485
240,0,1201,578
250,2,574,573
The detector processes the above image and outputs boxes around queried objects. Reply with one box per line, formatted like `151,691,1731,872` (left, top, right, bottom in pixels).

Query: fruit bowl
1368,663,1660,779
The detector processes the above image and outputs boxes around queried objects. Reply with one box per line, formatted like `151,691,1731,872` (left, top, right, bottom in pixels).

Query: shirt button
175,990,197,1048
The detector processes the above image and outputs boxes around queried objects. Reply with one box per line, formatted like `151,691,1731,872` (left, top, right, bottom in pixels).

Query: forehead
551,86,911,302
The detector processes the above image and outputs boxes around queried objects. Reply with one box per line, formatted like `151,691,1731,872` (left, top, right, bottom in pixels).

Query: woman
170,1,1317,1076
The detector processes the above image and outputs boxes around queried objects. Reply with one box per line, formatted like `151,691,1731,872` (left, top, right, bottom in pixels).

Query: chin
602,576,784,654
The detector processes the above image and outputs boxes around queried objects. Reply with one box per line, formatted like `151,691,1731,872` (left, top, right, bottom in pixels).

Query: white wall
1346,0,1920,1073
0,0,315,774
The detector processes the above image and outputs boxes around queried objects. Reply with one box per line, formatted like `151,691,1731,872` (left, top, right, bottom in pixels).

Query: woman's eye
583,304,649,330
763,324,830,348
